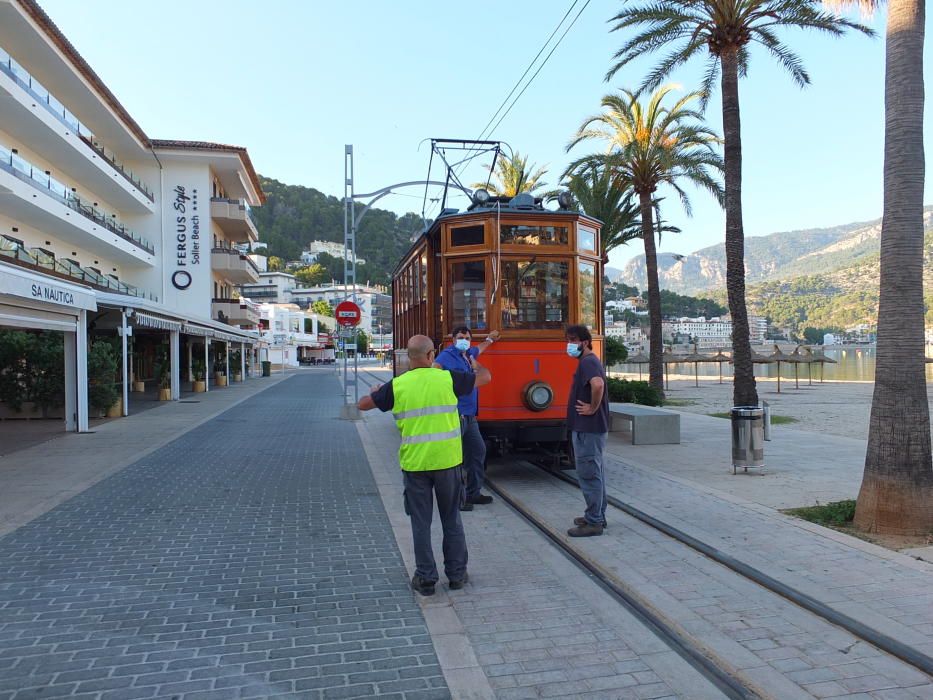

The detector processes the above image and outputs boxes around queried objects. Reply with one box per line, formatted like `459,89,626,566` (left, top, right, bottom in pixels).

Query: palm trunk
639,192,664,395
855,0,933,535
720,50,758,408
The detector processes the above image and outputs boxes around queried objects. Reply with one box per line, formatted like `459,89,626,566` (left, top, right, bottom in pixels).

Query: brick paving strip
0,374,289,538
0,370,449,700
487,459,933,699
354,383,727,700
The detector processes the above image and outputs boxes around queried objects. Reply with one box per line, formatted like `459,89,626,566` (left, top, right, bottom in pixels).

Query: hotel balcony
211,247,260,284
0,144,155,265
0,46,154,213
212,298,260,327
210,197,259,242
1,234,159,302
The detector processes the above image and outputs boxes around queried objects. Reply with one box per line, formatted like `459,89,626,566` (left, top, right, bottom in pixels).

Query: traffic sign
335,300,362,327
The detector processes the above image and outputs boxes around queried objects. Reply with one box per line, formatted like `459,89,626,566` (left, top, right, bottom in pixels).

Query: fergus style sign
171,185,201,291
160,167,210,318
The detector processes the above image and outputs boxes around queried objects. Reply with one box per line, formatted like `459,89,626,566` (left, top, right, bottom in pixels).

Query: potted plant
131,342,145,392
192,358,206,393
213,359,227,387
155,346,172,401
230,350,242,382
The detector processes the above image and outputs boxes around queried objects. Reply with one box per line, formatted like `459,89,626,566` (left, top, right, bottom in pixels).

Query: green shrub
87,340,119,413
606,377,663,406
784,500,856,527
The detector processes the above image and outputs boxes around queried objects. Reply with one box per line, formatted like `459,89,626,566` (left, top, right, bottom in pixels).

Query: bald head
407,335,435,367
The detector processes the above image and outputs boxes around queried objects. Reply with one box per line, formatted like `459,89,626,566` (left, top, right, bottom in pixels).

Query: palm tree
560,161,642,256
567,87,724,394
827,0,932,535
606,1,872,407
472,151,554,198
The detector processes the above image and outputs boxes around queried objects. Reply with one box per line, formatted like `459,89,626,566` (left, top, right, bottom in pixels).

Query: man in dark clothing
564,324,610,537
433,325,500,510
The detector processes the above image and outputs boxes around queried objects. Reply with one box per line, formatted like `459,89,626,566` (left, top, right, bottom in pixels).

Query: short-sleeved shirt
370,368,476,413
567,353,610,434
433,345,481,416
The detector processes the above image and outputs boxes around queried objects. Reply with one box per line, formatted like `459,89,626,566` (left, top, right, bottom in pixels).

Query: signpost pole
341,145,361,420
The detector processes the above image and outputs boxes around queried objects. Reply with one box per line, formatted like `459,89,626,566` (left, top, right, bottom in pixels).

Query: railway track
353,368,933,698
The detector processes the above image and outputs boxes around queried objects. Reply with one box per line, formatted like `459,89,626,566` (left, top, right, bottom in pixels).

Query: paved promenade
0,371,447,700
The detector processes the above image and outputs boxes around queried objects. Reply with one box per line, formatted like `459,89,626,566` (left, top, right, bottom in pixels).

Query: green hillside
251,176,424,284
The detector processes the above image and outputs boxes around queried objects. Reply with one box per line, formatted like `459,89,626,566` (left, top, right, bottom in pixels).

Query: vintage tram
391,190,603,453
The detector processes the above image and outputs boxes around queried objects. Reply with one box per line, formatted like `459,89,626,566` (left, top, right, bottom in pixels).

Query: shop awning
134,312,182,332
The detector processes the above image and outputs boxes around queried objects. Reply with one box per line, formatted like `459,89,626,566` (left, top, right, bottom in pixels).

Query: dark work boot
567,522,604,538
574,516,607,529
410,575,436,596
448,572,469,590
469,493,493,505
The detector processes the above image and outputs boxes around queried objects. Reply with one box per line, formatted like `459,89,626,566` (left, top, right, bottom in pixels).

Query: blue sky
39,0,931,270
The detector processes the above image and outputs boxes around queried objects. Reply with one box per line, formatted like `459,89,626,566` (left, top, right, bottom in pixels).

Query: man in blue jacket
433,325,499,510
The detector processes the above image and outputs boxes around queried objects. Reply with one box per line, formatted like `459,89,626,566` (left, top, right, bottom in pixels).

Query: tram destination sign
335,300,362,327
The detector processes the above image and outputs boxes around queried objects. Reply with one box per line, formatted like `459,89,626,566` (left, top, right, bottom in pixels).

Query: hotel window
500,260,569,329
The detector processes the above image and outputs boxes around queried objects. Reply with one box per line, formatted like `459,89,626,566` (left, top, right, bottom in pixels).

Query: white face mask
454,338,470,352
566,342,583,358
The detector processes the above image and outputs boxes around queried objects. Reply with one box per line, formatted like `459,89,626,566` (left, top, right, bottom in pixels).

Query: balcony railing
0,143,154,255
211,246,259,274
0,46,153,201
0,236,159,301
211,197,257,226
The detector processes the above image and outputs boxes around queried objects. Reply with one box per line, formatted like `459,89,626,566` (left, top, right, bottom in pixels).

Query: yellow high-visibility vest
392,368,462,471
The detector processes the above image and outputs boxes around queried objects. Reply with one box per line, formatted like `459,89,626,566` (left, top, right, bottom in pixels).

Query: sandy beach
612,371,886,441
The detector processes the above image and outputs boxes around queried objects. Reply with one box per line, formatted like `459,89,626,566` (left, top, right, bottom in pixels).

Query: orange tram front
391,192,603,454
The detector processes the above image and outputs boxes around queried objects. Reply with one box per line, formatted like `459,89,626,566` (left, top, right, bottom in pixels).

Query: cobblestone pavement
597,452,933,662
487,461,933,699
0,370,448,700
355,377,724,700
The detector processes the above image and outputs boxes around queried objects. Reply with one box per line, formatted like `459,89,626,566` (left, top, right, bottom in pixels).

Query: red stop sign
334,300,362,327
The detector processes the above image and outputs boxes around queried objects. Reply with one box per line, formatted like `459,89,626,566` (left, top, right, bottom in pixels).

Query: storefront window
450,260,486,330
500,224,568,246
500,260,569,329
578,261,597,330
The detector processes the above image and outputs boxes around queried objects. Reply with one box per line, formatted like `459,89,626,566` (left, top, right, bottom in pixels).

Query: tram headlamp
522,380,554,412
557,190,575,210
472,188,491,206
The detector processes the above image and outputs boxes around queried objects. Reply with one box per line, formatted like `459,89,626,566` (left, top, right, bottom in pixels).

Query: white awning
135,312,182,332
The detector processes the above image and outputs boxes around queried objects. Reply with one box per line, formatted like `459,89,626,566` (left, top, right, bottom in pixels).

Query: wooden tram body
391,193,603,452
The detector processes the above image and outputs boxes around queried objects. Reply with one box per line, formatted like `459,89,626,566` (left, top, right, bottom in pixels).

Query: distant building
300,241,366,266
239,271,296,304
258,303,334,367
662,316,732,350
749,316,769,344
605,322,628,339
288,283,391,337
823,333,838,346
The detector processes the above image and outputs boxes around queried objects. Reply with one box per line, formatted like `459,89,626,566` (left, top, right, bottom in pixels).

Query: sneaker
448,572,469,590
410,575,436,596
574,516,608,529
567,522,604,538
469,494,493,505
459,501,474,512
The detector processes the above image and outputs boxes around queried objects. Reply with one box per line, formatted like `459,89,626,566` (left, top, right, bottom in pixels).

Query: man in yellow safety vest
359,334,492,596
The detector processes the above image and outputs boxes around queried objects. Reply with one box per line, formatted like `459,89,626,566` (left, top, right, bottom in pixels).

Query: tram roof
393,195,603,277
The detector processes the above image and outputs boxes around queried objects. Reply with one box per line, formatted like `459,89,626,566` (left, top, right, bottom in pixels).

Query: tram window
577,225,597,252
450,225,485,247
420,255,428,303
450,260,487,330
500,224,568,246
500,260,569,329
578,261,597,330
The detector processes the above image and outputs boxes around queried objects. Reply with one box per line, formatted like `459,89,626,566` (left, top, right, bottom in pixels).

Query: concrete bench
609,403,680,445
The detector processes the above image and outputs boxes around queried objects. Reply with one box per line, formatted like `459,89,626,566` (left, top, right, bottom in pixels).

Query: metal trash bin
731,406,764,473
261,361,271,377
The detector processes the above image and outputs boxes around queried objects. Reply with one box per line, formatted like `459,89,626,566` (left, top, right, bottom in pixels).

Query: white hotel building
0,0,264,433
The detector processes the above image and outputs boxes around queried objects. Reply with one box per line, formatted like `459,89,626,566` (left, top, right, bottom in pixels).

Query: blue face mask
454,339,470,352
566,342,583,358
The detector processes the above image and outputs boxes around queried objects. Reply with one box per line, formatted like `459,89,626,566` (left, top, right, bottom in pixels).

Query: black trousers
403,466,468,583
